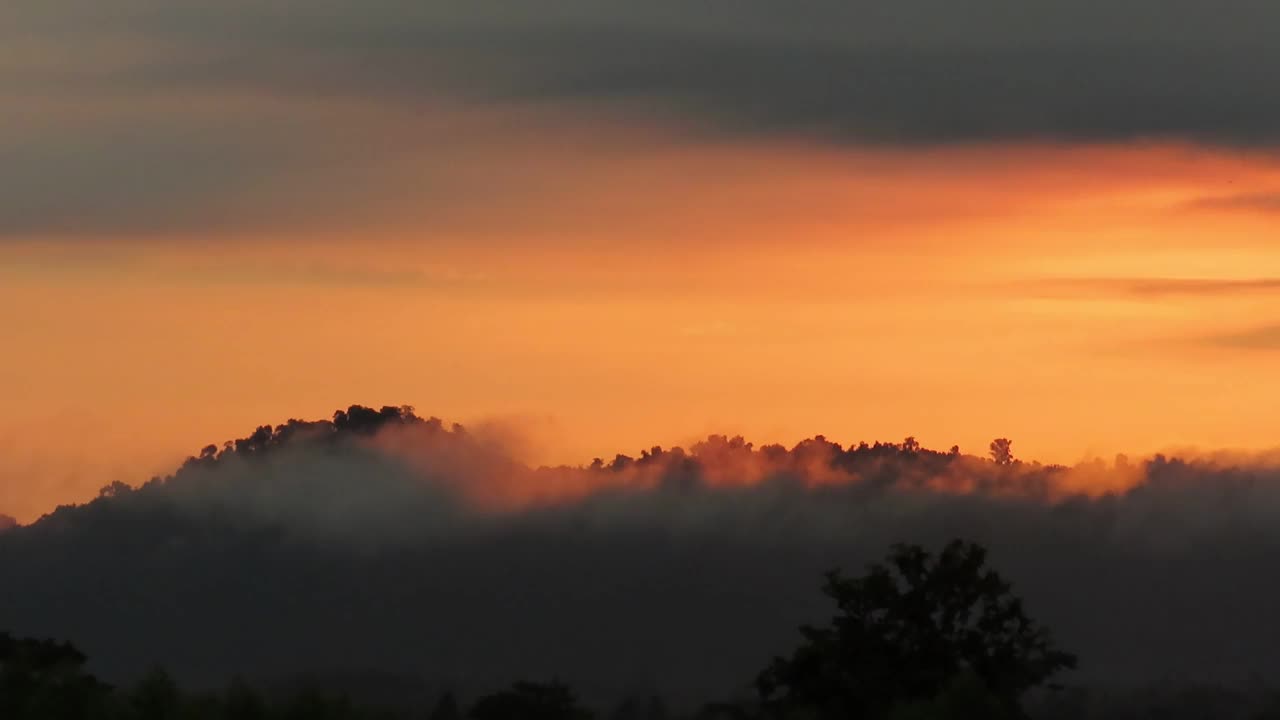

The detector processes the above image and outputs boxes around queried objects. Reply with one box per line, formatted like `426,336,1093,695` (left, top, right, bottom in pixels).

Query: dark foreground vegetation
7,540,1280,719
3,539,1070,719
6,539,1280,720
8,407,1280,718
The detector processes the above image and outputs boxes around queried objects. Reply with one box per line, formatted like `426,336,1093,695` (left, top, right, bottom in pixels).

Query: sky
4,1,1280,522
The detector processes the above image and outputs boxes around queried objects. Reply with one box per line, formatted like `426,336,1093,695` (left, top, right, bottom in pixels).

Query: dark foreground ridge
1,539,1082,719
7,541,1280,718
4,406,1280,714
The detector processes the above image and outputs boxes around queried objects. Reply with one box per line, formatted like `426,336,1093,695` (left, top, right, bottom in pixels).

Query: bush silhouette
0,633,112,720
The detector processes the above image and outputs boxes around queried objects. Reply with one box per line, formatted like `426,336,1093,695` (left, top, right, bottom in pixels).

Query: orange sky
4,128,1280,523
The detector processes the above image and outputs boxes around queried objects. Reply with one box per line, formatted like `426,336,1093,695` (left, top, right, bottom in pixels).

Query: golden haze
3,138,1280,522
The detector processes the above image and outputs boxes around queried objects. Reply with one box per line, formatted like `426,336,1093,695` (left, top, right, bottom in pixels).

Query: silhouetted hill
4,406,1280,703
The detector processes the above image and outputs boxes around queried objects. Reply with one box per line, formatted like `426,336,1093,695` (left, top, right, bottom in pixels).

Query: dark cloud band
4,0,1279,238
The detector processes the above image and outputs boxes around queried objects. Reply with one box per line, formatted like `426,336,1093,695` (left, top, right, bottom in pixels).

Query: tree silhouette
989,438,1014,465
0,633,111,719
131,667,181,720
609,695,668,720
469,681,593,720
224,677,269,720
98,481,132,499
756,540,1075,719
431,691,461,720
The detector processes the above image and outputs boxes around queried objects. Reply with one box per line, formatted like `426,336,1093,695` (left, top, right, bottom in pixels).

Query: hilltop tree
757,540,1075,719
989,438,1014,466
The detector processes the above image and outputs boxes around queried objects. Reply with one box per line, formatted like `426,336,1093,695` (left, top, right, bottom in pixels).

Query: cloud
1038,277,1280,298
5,406,1280,700
1206,324,1280,350
3,1,1280,238
0,118,315,237
36,2,1280,148
1184,192,1280,214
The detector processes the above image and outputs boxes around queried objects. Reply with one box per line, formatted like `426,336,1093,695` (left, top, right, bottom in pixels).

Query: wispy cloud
0,251,487,290
1182,192,1280,214
1032,277,1280,298
1205,323,1280,350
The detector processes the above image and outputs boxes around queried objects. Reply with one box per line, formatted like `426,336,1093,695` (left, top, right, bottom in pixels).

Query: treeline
6,540,1074,719
0,649,591,720
159,404,1042,490
8,540,1280,719
86,403,1070,520
11,406,1280,716
8,661,1280,720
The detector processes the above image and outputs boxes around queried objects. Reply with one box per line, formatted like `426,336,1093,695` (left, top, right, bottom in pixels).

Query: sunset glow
12,5,1280,713
6,1,1280,526
4,135,1280,522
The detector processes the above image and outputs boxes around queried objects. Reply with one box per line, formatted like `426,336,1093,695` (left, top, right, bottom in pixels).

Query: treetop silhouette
757,539,1075,719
